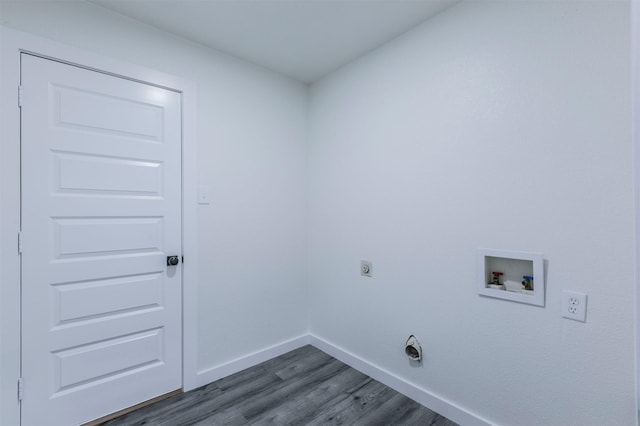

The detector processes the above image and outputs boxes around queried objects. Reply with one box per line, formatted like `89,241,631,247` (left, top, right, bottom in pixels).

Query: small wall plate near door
198,185,210,204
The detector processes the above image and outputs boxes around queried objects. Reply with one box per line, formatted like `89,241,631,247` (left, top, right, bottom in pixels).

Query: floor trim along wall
308,335,491,426
196,335,311,387
196,333,491,426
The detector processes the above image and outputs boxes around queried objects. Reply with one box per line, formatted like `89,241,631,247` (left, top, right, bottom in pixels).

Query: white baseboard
308,334,492,426
195,333,490,426
196,334,310,387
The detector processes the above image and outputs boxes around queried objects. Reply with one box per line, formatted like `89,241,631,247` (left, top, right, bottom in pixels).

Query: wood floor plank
272,347,335,382
304,379,398,425
102,345,459,426
240,359,350,421
248,365,368,424
353,392,428,425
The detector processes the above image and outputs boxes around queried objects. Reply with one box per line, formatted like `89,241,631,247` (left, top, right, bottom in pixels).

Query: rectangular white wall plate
477,248,545,307
198,185,210,204
562,290,587,322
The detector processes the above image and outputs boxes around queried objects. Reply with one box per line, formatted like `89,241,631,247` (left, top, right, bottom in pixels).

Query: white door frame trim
633,0,640,416
0,27,199,426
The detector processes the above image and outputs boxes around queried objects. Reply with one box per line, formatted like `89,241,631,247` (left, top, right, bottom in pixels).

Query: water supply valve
522,275,533,290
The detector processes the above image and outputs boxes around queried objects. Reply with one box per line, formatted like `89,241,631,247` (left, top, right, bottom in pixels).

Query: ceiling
89,0,460,83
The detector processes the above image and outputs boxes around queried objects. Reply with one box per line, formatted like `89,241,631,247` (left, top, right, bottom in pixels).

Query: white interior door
20,53,183,426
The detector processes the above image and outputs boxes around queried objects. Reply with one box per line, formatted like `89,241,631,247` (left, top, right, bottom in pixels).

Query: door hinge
18,231,22,254
18,85,23,108
17,378,23,401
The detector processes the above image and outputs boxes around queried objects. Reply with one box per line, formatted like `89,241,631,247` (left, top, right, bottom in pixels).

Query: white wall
308,1,635,425
0,0,308,415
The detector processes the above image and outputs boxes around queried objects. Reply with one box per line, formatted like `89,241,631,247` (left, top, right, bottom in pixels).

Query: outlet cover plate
562,291,587,322
198,185,210,204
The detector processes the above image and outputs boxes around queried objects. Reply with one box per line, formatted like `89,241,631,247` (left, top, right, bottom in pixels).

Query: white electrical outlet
361,260,372,277
562,291,587,322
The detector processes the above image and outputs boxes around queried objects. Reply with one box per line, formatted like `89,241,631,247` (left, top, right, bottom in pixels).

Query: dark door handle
167,256,180,266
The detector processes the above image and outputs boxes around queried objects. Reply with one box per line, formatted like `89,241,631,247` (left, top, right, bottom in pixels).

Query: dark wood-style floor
103,345,458,425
